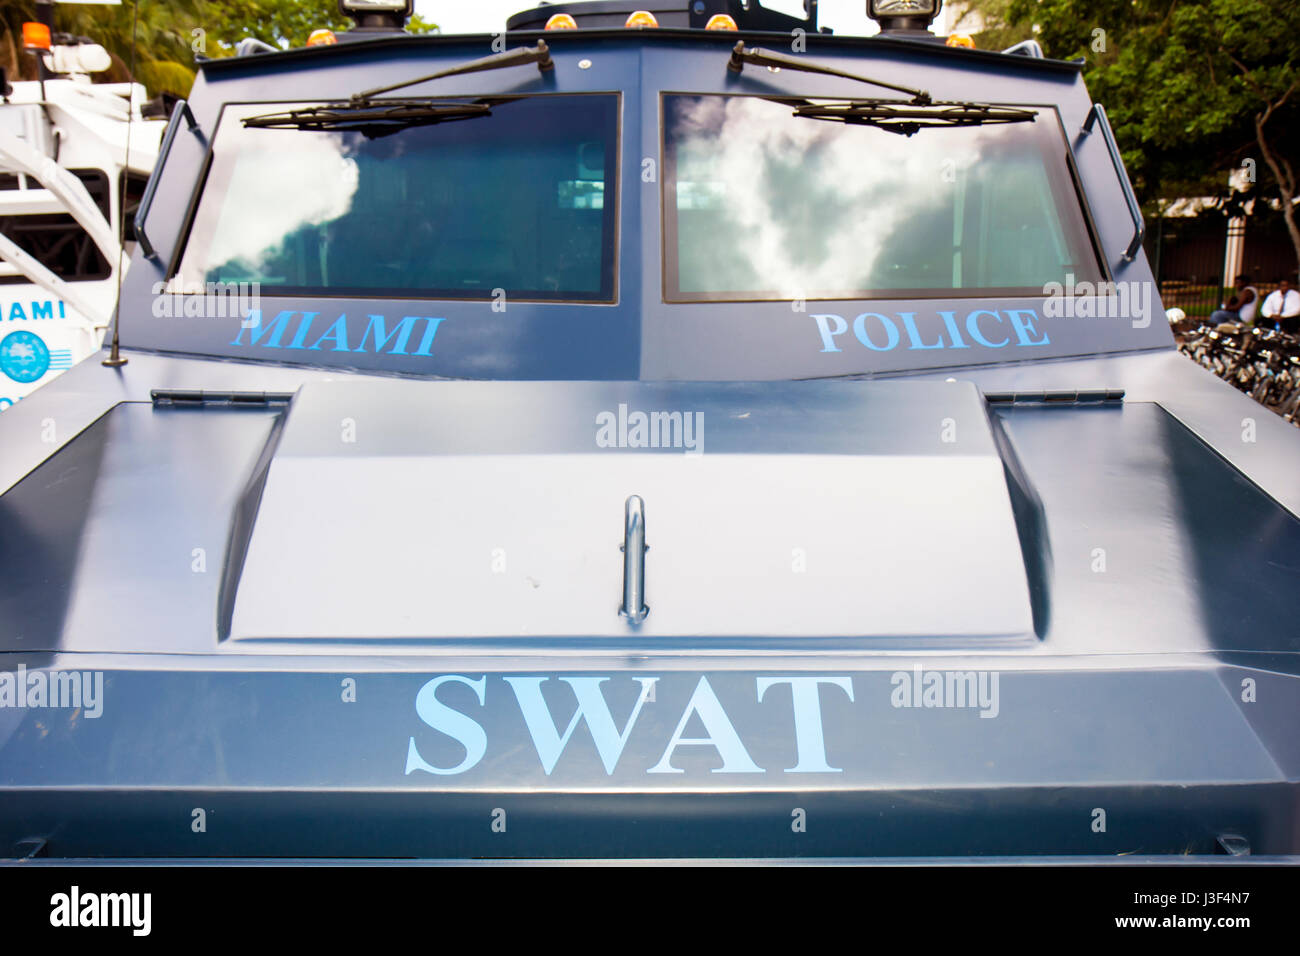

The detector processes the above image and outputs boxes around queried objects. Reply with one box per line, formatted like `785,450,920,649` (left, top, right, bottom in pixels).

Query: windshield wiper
242,41,553,138
790,99,1037,136
729,42,1036,136
243,100,494,137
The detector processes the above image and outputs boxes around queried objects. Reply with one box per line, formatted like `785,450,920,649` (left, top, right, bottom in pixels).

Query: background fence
1145,213,1297,320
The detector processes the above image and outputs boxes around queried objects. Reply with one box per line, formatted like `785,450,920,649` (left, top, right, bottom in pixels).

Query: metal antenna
103,0,139,368
34,1,53,101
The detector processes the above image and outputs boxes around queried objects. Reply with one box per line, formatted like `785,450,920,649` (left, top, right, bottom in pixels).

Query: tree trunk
1255,111,1300,280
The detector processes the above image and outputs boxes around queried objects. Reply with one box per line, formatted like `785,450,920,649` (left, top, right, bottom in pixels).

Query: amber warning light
625,11,659,28
22,22,52,52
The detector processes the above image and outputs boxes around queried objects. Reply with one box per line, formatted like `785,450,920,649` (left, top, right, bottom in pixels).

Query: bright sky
411,1,960,37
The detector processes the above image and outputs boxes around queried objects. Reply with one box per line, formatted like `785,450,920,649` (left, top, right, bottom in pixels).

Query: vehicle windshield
662,94,1104,301
176,93,619,302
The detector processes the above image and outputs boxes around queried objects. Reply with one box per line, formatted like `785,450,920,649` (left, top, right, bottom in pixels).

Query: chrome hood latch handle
619,495,648,625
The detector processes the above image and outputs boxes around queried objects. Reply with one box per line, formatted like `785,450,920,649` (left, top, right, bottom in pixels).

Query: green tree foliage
199,0,351,53
2,1,438,98
1003,0,1300,275
2,0,203,93
199,0,439,56
947,0,1035,51
198,0,439,54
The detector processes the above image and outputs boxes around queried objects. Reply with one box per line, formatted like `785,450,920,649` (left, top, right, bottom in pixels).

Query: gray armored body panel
0,0,1297,861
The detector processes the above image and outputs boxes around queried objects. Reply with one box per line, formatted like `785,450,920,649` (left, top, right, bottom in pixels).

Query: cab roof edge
194,29,1084,79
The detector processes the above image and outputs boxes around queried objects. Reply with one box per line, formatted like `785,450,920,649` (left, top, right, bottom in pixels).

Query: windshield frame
657,92,1110,305
170,91,624,305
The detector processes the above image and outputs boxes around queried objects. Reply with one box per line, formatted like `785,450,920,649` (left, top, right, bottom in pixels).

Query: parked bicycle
1179,322,1300,425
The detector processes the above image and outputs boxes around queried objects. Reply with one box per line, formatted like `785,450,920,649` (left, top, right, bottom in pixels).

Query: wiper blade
242,100,494,138
729,42,932,104
790,99,1037,136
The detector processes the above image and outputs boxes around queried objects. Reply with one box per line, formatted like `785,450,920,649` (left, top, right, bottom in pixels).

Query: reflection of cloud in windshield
207,131,360,273
672,96,987,296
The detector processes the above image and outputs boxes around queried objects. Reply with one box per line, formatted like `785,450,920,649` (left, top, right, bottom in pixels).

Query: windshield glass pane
177,94,619,302
662,94,1103,302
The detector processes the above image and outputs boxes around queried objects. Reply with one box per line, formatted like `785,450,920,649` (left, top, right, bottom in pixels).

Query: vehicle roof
193,26,1084,78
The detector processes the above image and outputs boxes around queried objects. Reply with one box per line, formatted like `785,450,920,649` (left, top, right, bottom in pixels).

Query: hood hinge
984,388,1124,405
151,389,294,408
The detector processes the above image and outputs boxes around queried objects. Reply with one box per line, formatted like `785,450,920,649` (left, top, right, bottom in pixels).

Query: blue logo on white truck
0,330,51,383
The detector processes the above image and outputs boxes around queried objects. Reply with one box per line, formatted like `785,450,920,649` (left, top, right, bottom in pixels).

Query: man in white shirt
1259,277,1300,333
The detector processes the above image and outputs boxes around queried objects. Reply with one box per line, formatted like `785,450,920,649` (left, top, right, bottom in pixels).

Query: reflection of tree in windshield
667,95,1098,299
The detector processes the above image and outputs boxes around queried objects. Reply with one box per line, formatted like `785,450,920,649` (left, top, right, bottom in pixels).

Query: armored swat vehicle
1,0,1297,862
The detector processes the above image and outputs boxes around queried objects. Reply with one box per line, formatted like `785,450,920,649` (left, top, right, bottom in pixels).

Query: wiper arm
728,41,932,105
242,100,493,138
349,41,553,103
242,41,553,137
729,43,1036,136
790,99,1037,136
